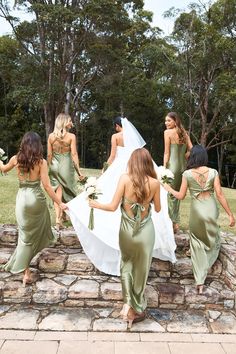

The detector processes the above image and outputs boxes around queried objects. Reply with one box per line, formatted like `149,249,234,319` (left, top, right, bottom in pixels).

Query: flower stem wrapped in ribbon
157,166,174,185
85,177,102,230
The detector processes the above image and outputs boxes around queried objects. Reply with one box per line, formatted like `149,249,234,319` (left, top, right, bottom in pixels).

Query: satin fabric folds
167,144,187,223
3,180,56,274
68,146,177,276
49,152,77,203
183,168,221,285
119,203,155,313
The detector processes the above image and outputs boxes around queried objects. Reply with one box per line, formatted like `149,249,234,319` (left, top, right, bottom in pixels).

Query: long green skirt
49,152,77,203
167,144,187,223
189,195,221,285
3,180,56,274
119,207,155,313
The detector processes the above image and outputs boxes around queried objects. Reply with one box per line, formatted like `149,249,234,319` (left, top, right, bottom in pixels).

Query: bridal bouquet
0,148,7,176
0,148,7,162
157,166,174,184
85,177,101,230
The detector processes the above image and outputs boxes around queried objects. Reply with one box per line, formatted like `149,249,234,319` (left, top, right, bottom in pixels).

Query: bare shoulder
149,176,160,188
164,129,172,139
48,133,55,142
120,173,129,182
10,155,18,165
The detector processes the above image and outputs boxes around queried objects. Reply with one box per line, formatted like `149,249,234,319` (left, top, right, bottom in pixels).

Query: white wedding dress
67,119,176,276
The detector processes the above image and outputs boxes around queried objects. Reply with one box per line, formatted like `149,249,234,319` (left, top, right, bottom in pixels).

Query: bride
67,117,176,275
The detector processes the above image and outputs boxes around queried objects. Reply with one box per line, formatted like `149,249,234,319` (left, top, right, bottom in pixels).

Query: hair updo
113,116,122,128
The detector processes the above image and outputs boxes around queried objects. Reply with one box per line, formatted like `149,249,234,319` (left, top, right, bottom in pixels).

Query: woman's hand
162,183,171,192
59,202,69,211
229,214,235,227
89,199,99,208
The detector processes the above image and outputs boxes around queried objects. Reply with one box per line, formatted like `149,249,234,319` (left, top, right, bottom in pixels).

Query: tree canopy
0,0,235,186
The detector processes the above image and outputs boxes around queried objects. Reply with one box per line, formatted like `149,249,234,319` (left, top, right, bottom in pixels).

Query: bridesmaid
164,112,192,233
89,148,161,328
47,113,82,229
163,145,235,294
0,132,68,286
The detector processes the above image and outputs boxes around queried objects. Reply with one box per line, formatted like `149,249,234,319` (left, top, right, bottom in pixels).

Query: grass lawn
0,168,236,234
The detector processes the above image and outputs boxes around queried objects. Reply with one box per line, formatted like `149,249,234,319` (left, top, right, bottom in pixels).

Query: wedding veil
121,118,146,151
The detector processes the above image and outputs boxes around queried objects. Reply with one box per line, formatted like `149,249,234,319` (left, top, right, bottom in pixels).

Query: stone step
0,305,236,333
0,224,235,311
0,224,190,251
0,249,234,311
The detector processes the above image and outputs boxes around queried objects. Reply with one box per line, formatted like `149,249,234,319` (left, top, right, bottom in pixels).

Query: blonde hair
53,113,72,139
128,148,157,203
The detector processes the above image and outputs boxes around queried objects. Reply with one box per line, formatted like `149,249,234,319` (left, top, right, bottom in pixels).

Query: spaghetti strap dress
167,143,187,223
2,179,56,273
119,197,155,313
49,139,77,202
183,168,221,285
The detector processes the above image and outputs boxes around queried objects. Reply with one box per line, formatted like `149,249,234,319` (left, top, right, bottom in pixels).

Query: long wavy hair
167,112,187,144
17,132,43,172
53,113,72,139
187,145,208,169
128,148,157,203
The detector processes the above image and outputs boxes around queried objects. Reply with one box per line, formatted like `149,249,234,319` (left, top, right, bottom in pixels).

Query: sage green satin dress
3,180,56,274
119,198,155,313
183,168,221,285
49,142,77,203
167,144,187,223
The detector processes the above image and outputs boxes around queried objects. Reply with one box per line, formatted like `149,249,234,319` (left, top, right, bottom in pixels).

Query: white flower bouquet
157,166,174,184
0,148,7,176
0,148,7,162
85,177,102,230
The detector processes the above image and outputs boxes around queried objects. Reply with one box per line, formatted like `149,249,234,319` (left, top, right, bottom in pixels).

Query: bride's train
68,144,176,276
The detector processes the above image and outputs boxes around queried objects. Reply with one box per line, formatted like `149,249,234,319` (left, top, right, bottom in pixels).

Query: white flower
157,166,174,183
86,176,97,186
86,185,96,196
0,148,5,156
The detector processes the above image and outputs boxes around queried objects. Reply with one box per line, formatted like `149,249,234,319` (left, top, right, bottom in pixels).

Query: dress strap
129,202,146,236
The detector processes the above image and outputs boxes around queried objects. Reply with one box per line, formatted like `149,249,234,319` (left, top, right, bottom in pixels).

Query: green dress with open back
183,168,221,285
3,179,56,274
49,138,77,203
119,197,155,313
167,143,187,223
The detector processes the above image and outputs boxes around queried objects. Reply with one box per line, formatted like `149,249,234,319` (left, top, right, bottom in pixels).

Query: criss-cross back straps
192,170,209,189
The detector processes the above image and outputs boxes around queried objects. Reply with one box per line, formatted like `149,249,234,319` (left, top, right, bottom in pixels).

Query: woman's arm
40,160,68,210
163,130,170,167
185,134,193,160
214,175,235,227
70,134,84,179
47,135,53,165
0,156,17,173
89,175,126,211
70,134,80,169
163,176,188,200
106,134,117,165
153,181,161,212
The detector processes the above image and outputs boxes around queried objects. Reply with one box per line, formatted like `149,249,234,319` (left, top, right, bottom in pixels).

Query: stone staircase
0,224,236,332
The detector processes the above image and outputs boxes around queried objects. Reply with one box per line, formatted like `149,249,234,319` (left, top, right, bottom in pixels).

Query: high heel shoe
173,223,180,234
196,284,204,294
22,273,32,287
119,304,131,320
127,308,146,329
55,218,63,231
